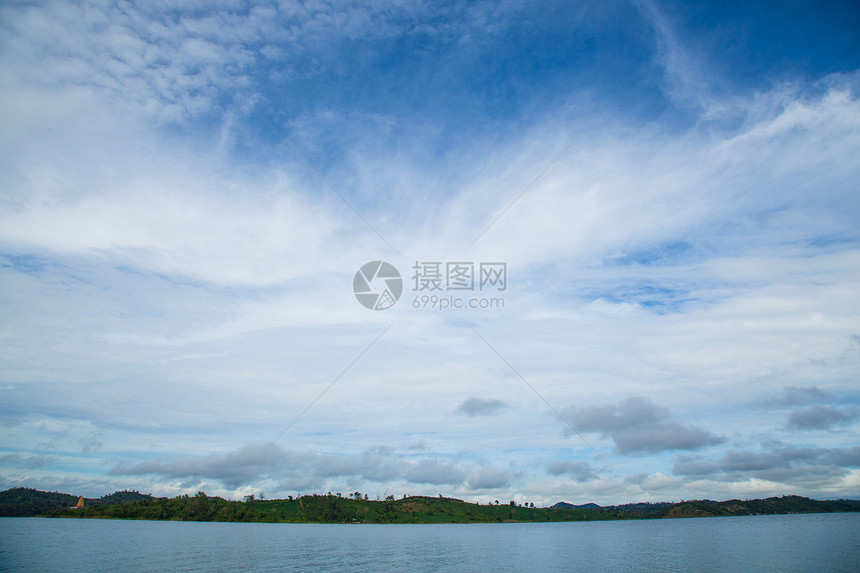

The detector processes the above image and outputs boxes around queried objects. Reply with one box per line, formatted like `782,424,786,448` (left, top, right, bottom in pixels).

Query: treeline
3,488,858,523
648,496,860,519
43,492,611,524
0,488,152,517
557,495,860,519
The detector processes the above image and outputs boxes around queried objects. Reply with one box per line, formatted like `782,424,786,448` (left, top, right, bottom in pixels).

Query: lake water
1,513,858,572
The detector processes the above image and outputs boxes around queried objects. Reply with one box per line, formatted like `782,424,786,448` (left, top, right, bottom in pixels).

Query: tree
509,500,516,507
494,500,499,505
243,494,255,503
385,495,395,501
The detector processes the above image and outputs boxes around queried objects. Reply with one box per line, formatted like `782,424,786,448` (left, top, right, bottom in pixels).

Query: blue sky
1,0,859,505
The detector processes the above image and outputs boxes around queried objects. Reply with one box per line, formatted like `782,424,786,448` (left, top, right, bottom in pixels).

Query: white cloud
456,397,507,416
563,397,724,455
786,407,859,431
1,0,859,505
546,460,598,482
467,466,511,490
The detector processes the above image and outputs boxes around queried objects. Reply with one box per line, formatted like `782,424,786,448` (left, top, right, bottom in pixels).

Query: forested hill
600,496,860,518
1,488,856,523
40,493,612,524
0,487,153,517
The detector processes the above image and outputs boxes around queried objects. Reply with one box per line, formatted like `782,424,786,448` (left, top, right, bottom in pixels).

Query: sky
1,0,859,506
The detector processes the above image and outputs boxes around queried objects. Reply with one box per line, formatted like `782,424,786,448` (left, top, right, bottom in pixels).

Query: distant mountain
605,502,673,516
0,487,153,517
552,497,860,518
645,496,860,519
551,502,601,510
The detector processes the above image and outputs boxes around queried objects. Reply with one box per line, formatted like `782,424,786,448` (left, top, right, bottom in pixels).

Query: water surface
1,513,858,572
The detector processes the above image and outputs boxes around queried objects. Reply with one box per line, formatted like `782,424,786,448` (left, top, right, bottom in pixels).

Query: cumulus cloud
673,445,860,484
546,460,597,482
455,397,507,416
110,443,289,488
786,406,858,431
404,459,468,485
754,387,858,432
111,443,471,489
467,466,511,490
623,472,682,490
563,397,724,455
758,386,834,408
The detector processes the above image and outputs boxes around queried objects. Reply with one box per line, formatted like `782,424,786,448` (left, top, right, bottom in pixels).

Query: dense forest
2,487,857,523
0,488,152,517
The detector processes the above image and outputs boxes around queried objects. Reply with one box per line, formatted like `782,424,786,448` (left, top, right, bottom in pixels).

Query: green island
2,487,858,524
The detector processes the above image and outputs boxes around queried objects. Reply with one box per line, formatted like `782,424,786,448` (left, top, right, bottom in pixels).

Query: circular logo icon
353,261,403,310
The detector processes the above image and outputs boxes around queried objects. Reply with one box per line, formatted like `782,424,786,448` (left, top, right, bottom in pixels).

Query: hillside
42,493,611,524
2,488,857,523
0,487,153,517
647,496,860,519
551,502,601,510
557,496,860,518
